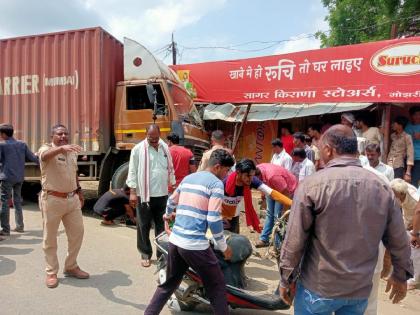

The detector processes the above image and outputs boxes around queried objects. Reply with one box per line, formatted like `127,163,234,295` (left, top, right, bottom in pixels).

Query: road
0,201,419,315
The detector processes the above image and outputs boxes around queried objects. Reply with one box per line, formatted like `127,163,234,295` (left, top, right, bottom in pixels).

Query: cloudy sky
0,0,328,64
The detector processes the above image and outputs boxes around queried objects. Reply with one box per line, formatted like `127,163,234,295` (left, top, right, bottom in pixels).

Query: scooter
154,221,290,312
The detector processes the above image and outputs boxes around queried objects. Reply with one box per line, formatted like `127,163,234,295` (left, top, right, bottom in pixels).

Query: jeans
259,195,283,243
294,282,368,315
1,181,24,233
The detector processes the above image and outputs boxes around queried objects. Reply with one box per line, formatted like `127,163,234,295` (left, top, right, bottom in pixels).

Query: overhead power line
153,13,419,59
176,13,419,53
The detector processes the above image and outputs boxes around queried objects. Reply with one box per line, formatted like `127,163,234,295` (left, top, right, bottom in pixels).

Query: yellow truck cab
98,38,209,194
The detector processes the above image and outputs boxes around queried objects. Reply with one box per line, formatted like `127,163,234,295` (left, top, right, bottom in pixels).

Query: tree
317,0,420,47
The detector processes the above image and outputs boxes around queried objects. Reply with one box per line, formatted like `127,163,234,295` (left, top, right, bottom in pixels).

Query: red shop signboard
171,37,420,104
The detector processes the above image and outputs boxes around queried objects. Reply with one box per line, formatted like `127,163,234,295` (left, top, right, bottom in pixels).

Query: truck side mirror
146,84,157,105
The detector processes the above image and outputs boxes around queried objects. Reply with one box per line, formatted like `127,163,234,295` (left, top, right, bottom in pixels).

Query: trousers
136,196,167,260
145,243,229,315
39,191,84,275
0,181,24,232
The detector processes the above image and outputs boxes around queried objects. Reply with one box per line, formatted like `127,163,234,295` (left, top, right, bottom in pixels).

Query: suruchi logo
370,42,420,76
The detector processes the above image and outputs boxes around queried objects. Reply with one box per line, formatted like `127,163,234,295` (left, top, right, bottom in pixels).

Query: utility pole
171,33,177,65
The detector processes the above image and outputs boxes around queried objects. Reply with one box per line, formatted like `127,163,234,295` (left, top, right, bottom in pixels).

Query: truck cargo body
0,27,123,179
1,27,209,194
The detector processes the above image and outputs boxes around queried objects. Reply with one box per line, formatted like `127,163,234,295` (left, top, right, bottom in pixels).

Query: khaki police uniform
38,143,84,275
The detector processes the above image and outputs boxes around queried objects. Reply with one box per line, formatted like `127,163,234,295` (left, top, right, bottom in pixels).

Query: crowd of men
0,106,419,315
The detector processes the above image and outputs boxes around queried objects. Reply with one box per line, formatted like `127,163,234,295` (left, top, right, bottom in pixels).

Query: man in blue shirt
144,149,234,315
0,124,38,237
405,106,420,187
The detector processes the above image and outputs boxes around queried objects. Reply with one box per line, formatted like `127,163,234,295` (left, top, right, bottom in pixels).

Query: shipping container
0,27,124,154
0,27,208,191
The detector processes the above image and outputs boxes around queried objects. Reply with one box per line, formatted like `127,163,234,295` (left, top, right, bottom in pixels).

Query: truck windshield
126,84,165,110
167,81,203,127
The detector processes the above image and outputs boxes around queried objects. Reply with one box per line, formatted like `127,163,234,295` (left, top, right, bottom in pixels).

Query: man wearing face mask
38,124,88,289
126,125,176,268
279,124,413,314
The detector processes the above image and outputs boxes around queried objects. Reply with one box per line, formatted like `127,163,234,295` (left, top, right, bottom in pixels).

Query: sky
0,0,329,64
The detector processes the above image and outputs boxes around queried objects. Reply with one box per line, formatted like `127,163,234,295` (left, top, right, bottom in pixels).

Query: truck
0,27,209,195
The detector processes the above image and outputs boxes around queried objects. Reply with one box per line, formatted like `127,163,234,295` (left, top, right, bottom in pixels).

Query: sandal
407,283,417,290
101,220,115,226
141,259,151,268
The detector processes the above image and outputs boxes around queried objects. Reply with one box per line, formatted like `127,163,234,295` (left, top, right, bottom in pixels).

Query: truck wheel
111,162,129,189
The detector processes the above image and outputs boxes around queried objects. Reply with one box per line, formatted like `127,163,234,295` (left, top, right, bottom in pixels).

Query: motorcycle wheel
158,267,198,311
173,294,198,312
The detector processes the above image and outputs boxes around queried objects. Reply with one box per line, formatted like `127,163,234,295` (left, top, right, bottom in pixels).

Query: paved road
1,201,419,314
0,202,286,315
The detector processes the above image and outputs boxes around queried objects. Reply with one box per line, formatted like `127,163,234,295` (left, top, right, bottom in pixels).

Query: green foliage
318,0,420,47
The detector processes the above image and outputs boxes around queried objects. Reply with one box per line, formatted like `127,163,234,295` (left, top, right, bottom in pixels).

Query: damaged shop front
202,102,374,162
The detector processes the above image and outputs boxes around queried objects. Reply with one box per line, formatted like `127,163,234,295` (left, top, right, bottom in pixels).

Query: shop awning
203,103,373,122
172,37,420,104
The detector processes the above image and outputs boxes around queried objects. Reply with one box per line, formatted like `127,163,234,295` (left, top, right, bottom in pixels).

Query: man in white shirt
126,125,176,268
270,138,292,171
291,148,316,182
365,143,394,182
390,179,420,291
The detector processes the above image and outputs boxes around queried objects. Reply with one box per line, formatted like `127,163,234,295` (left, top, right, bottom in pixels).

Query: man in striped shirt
145,149,235,315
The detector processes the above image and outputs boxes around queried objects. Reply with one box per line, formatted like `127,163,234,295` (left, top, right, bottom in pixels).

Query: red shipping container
0,27,124,154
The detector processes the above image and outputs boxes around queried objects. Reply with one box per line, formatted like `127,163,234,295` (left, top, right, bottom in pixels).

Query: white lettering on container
0,75,40,96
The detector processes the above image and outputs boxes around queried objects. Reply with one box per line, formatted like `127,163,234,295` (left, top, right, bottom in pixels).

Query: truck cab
114,79,208,154
98,38,209,194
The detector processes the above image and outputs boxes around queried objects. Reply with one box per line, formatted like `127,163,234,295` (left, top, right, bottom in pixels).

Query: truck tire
111,162,129,189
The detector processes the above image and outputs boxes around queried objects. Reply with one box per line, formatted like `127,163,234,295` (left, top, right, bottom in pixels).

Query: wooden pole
232,103,252,152
381,25,396,162
382,104,391,162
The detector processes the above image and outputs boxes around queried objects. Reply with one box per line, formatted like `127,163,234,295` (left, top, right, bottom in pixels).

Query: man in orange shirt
167,133,196,188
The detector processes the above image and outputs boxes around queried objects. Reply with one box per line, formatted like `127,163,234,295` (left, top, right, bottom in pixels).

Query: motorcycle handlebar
163,213,176,236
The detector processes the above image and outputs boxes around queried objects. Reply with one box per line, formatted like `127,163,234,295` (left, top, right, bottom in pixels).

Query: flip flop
407,284,417,290
141,259,151,268
100,220,115,226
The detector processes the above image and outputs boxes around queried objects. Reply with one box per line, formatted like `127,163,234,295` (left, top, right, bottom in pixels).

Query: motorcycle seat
226,285,290,310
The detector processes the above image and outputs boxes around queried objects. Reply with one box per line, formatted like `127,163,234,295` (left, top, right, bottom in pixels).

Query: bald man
126,125,176,268
279,125,413,315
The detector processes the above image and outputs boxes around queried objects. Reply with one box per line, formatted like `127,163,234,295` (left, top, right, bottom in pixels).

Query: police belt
44,190,79,198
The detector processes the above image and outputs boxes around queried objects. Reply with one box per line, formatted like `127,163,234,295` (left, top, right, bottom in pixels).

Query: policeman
38,124,89,288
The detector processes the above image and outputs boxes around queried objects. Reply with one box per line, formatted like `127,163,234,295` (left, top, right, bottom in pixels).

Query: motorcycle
154,220,290,312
